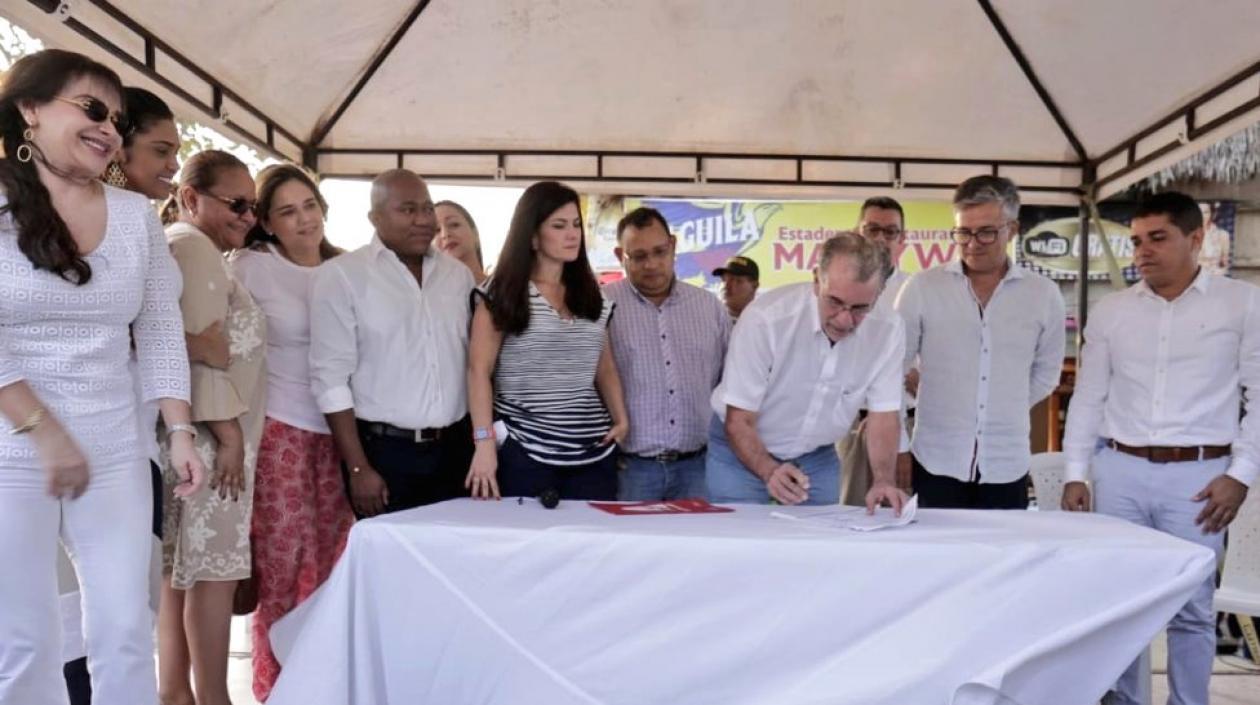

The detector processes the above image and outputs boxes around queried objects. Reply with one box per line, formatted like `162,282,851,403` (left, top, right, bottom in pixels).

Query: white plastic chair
1030,451,1151,702
1028,451,1066,511
1214,488,1260,664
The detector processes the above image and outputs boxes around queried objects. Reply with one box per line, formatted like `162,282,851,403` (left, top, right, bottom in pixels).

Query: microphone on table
538,488,560,509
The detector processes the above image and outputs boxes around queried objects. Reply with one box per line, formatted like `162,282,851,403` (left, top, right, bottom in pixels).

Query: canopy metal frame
17,0,1260,334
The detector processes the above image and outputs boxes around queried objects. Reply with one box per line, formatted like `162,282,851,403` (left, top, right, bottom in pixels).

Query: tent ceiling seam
306,0,433,156
975,0,1089,167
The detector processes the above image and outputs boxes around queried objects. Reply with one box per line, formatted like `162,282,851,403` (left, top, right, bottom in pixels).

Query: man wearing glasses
705,233,908,513
856,197,912,314
606,207,731,501
895,175,1065,509
840,197,916,504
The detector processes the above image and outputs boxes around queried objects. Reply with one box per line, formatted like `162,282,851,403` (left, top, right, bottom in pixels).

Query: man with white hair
896,175,1065,509
705,232,908,511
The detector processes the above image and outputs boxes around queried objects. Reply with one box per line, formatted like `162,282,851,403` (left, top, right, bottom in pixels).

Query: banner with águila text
585,196,971,290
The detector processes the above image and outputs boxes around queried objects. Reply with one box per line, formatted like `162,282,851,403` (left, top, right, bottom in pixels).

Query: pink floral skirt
249,417,353,701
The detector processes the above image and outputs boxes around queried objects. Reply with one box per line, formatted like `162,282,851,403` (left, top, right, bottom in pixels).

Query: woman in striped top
466,181,628,500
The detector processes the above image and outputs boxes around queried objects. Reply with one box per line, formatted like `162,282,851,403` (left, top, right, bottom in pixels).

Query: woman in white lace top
0,50,204,705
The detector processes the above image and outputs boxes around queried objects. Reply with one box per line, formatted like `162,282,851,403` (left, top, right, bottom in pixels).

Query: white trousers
1093,446,1226,705
0,457,157,705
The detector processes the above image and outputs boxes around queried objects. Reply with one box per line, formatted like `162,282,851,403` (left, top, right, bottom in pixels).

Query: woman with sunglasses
161,149,268,705
231,164,352,701
59,85,204,705
0,49,204,704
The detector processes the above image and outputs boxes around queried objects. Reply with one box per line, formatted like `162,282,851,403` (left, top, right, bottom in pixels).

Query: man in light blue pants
706,232,908,511
1063,191,1257,705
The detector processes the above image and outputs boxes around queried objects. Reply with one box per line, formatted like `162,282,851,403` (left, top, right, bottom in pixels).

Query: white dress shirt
1063,270,1260,487
711,282,904,460
309,236,474,430
874,268,909,315
233,245,329,434
896,259,1065,483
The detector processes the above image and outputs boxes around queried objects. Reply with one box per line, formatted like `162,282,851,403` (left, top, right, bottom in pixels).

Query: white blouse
232,244,329,434
0,185,189,469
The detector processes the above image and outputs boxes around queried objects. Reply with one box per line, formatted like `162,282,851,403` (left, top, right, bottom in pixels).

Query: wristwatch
472,426,496,442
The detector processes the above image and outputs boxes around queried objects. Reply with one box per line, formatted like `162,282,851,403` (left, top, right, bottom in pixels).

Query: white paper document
771,494,918,531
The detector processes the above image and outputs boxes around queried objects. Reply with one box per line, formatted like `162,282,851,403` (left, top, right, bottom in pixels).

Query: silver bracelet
166,423,198,440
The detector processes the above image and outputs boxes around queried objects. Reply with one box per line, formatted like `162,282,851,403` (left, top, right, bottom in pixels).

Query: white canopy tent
6,0,1260,321
8,0,1260,204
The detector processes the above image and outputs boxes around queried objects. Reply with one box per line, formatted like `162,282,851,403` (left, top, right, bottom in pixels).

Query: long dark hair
0,49,124,285
245,163,339,261
486,181,602,335
436,199,484,269
121,86,174,147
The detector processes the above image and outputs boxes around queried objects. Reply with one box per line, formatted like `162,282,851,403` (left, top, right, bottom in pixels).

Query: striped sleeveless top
486,282,616,466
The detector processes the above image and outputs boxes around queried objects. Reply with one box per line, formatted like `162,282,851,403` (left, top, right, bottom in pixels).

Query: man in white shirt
858,197,912,315
310,169,476,517
706,232,907,512
1062,191,1256,705
840,197,916,505
897,175,1065,509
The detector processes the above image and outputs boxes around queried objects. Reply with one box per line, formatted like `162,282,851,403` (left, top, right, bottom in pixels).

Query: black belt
628,446,706,463
359,420,448,444
857,408,913,421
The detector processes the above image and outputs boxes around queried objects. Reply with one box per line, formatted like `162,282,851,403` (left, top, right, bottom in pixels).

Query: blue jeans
617,453,709,501
704,415,840,505
1093,446,1226,705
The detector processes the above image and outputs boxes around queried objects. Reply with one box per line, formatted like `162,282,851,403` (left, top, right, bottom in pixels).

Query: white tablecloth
268,500,1213,705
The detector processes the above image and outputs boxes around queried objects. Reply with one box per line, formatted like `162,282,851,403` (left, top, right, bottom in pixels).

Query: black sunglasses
53,95,128,134
196,189,256,216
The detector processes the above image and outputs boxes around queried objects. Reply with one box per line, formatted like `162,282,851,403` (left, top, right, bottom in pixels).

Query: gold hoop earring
15,127,34,163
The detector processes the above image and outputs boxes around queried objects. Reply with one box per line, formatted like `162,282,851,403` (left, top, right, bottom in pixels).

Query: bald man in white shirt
310,170,475,518
1062,191,1256,705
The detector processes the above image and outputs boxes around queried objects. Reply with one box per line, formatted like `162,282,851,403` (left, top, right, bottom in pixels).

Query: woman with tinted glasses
232,164,353,701
436,199,488,285
59,85,195,705
465,181,629,502
0,49,204,705
160,149,267,705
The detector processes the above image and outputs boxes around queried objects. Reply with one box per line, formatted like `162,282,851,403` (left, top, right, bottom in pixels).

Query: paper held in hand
771,494,919,531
